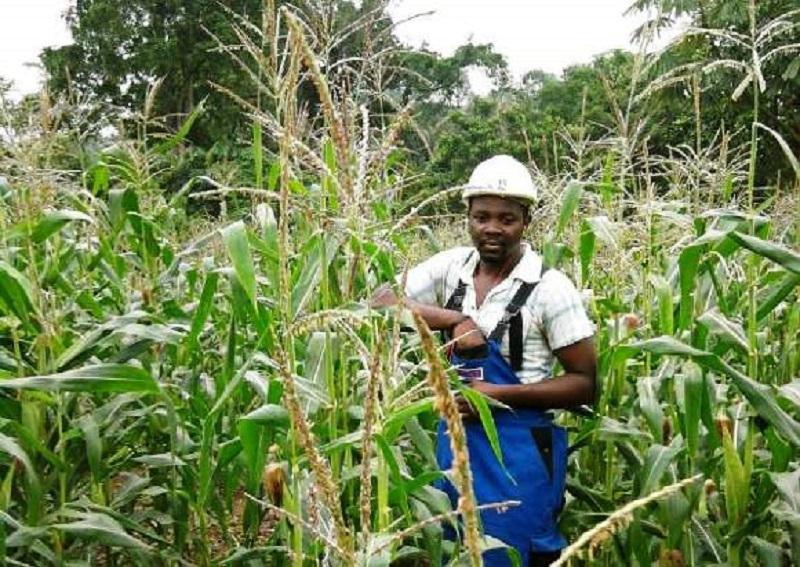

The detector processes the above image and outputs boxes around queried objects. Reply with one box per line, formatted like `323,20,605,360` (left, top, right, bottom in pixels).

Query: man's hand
455,393,477,420
451,317,486,352
455,380,499,420
370,284,398,308
464,337,597,411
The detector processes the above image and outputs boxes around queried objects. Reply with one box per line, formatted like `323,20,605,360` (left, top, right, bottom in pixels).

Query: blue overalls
435,275,568,566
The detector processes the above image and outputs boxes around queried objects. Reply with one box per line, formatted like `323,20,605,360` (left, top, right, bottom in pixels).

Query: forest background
4,0,798,199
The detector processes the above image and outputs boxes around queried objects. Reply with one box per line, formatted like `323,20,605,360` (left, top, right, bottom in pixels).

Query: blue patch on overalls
435,272,568,566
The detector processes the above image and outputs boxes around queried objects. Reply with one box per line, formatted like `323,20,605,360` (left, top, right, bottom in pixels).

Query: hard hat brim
461,187,538,205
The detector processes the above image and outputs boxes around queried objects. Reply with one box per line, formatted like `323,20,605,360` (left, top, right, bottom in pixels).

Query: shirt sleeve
400,247,468,306
538,270,595,350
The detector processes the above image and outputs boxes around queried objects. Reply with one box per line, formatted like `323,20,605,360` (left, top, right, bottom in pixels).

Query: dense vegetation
0,0,799,565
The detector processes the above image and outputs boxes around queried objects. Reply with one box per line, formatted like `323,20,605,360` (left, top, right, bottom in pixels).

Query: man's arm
467,337,597,410
371,284,486,349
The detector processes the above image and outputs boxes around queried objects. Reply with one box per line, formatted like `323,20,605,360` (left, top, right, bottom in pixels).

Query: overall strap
441,251,474,343
488,266,549,371
443,250,475,313
444,280,467,312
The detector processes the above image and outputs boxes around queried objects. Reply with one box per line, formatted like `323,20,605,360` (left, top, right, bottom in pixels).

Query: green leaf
597,416,652,442
677,230,728,330
8,209,93,243
697,309,750,353
116,323,183,345
727,231,800,274
375,433,413,519
614,336,800,446
683,362,703,458
240,404,290,426
639,443,682,496
556,182,583,236
754,122,800,182
0,364,159,394
769,468,800,517
579,220,596,284
221,221,257,307
779,380,800,410
56,310,147,370
722,430,747,527
291,232,342,317
757,273,800,321
637,377,664,440
54,513,150,550
152,97,206,155
0,433,41,523
678,243,702,330
749,536,787,567
585,215,617,248
650,274,674,336
78,416,103,484
109,187,139,231
133,453,186,467
0,261,39,330
382,398,434,443
566,480,613,511
198,419,215,507
404,416,438,469
460,387,505,469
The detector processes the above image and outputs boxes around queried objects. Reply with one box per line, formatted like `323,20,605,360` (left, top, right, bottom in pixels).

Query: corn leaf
252,121,263,189
683,362,703,458
722,430,747,526
78,416,103,484
697,309,750,353
0,260,39,330
8,209,93,243
187,272,219,346
639,443,682,496
221,221,257,307
460,387,505,470
727,231,800,274
757,273,800,321
382,398,435,443
579,219,596,283
54,513,150,550
0,433,41,523
291,232,342,317
650,274,674,335
56,310,148,370
0,364,159,394
152,97,206,155
556,182,583,236
614,336,800,446
754,122,800,181
240,404,290,425
750,537,787,567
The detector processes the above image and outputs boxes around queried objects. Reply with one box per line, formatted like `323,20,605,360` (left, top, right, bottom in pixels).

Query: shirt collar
458,243,543,284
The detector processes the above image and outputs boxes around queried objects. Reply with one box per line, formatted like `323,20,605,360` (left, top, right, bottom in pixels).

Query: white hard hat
461,155,538,204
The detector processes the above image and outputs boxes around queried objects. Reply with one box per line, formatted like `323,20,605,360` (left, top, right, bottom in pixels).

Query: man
374,155,596,566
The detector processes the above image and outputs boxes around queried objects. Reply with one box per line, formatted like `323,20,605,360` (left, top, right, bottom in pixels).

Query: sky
0,0,683,99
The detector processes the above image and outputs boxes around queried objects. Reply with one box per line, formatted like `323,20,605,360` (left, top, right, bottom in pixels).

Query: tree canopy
37,0,800,194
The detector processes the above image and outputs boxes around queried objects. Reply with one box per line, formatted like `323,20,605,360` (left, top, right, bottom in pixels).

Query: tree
42,1,273,144
628,0,800,185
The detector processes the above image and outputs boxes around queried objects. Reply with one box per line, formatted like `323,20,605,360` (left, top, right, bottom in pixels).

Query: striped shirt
403,244,594,384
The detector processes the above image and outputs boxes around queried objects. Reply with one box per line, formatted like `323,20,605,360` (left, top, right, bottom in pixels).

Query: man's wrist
451,312,471,328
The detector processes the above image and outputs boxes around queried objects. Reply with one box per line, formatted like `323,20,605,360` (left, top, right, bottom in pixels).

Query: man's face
468,196,528,264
